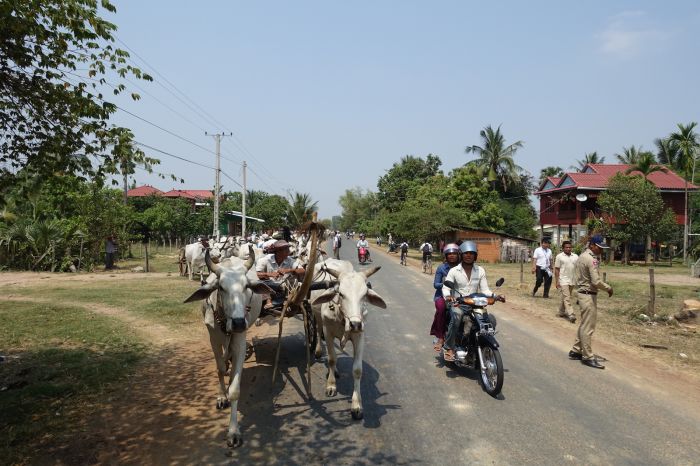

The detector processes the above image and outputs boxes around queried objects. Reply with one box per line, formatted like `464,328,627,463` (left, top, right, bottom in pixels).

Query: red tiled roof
126,185,163,197
163,189,213,200
535,164,698,195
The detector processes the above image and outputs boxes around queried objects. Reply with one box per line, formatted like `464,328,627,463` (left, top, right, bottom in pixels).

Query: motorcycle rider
441,241,499,362
356,234,371,262
430,243,461,352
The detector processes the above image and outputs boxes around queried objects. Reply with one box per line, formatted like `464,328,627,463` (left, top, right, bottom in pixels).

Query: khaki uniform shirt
575,248,611,293
554,252,578,286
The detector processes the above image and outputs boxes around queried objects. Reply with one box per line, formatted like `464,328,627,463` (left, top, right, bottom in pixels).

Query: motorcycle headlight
472,297,488,307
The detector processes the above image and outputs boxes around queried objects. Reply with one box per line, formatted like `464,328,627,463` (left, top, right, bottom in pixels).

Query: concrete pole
213,134,221,240
242,161,247,238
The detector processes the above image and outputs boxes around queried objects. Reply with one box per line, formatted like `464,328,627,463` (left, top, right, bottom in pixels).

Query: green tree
655,136,682,172
615,145,653,165
598,174,677,264
376,154,442,211
465,125,524,193
624,152,667,181
572,152,605,172
338,188,379,232
0,0,154,205
669,122,700,261
286,192,318,229
538,166,564,186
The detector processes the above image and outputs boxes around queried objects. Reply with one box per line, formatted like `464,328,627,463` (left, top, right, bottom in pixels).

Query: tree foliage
377,154,442,211
465,125,524,193
0,0,157,205
538,166,564,186
597,174,677,262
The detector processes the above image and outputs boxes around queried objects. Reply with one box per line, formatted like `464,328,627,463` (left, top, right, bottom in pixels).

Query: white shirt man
332,232,341,259
531,239,553,298
554,241,579,322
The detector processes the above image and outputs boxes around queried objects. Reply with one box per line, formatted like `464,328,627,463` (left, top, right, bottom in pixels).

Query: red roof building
126,185,163,197
535,164,698,239
162,189,214,200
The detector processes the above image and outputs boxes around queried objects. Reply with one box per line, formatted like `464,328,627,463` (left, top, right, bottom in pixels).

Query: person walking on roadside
569,235,613,369
105,234,118,269
332,231,342,259
532,238,553,298
554,240,578,323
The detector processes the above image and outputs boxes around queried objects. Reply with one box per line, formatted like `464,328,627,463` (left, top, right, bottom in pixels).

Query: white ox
310,260,386,420
184,241,221,281
184,248,270,448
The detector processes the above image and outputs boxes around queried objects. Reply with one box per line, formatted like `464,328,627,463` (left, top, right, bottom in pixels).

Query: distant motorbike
358,246,368,264
387,241,398,253
442,278,506,397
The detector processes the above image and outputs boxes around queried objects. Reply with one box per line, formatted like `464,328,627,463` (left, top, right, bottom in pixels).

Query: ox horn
363,265,381,279
324,266,341,279
205,248,223,277
244,244,255,271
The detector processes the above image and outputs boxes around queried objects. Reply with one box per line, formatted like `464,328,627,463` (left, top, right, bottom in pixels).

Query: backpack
422,243,431,253
401,243,409,252
337,236,342,247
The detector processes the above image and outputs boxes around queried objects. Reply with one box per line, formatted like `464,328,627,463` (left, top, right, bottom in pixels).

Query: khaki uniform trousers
558,285,576,318
333,247,340,259
572,292,597,360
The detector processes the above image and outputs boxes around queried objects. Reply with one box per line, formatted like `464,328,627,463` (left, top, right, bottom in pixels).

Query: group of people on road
330,231,373,262
530,235,613,369
428,234,613,369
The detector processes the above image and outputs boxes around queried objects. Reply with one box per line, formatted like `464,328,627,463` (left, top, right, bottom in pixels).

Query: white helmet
459,241,478,255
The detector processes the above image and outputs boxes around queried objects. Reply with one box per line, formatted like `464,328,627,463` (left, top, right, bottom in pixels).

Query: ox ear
311,287,337,305
183,280,219,303
366,289,387,309
249,281,274,295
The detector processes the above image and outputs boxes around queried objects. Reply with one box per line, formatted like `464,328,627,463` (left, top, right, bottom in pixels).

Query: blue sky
108,1,700,217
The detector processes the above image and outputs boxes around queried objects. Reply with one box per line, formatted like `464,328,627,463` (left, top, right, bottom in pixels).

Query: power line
135,142,215,170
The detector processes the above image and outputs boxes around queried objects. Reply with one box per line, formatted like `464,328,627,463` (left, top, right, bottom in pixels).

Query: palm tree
286,192,318,229
655,136,681,171
670,122,700,263
624,152,667,181
572,152,605,172
538,166,564,186
615,145,651,165
465,125,524,192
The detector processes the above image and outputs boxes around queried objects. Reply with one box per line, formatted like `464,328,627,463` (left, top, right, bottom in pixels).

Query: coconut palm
465,125,524,192
669,122,700,262
538,166,564,186
625,152,667,181
615,145,652,165
286,192,318,229
655,137,682,171
572,152,605,172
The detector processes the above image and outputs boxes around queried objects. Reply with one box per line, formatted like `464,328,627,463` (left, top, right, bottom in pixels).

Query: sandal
264,302,274,310
443,348,456,362
433,339,444,352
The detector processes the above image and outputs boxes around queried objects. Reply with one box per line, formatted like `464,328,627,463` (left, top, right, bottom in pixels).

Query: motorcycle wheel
479,346,503,397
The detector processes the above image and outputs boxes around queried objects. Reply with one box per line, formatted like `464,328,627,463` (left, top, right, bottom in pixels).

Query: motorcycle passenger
430,243,461,352
356,234,371,262
441,241,497,362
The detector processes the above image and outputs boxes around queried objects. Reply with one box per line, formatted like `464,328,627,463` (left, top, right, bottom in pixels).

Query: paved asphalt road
227,240,700,465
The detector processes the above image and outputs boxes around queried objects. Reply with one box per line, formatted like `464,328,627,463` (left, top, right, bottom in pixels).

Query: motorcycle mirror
443,280,456,290
495,277,505,287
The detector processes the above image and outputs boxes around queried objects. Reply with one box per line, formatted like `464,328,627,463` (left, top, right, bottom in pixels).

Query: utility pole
242,161,247,238
205,132,232,240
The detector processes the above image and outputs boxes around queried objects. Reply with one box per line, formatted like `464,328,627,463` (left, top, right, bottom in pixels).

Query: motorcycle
387,241,398,253
358,246,368,264
442,278,506,397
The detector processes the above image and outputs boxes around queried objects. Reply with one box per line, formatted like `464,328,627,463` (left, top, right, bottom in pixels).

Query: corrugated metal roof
126,185,163,197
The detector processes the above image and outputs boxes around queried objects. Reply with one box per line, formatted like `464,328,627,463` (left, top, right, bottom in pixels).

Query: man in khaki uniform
554,240,578,323
569,235,613,369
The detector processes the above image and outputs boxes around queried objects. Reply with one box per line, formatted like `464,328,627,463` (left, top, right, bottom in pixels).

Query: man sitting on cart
256,240,306,310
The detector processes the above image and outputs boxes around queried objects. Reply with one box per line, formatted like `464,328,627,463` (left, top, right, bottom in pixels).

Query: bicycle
400,250,407,266
422,254,432,274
